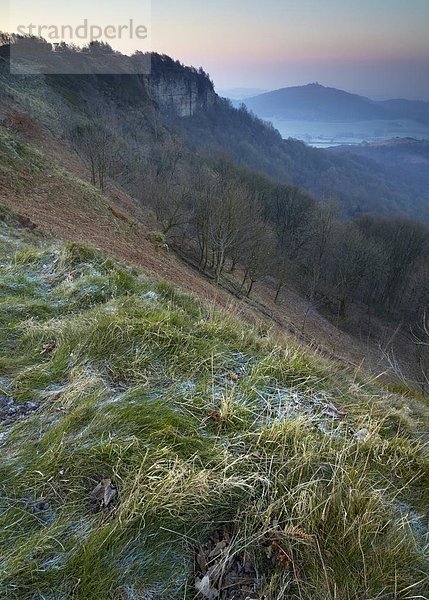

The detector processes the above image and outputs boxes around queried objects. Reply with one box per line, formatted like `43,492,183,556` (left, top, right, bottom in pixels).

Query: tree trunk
215,249,225,284
240,269,249,290
274,281,284,303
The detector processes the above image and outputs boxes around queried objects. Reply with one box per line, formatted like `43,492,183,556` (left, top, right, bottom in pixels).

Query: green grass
0,214,428,599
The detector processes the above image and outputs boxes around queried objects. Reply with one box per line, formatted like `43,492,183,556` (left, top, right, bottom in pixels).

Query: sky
3,0,429,99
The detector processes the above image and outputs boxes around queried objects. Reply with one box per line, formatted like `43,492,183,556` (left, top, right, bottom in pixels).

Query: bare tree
209,180,250,284
71,120,115,192
305,201,339,301
240,222,276,297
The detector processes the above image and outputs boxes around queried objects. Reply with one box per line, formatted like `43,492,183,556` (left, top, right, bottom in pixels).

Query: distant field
267,117,429,147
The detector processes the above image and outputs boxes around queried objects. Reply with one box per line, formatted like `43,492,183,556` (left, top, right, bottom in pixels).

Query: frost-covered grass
0,213,428,599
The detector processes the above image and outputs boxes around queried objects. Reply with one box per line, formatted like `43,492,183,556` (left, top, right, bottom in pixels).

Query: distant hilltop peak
244,83,384,121
243,83,429,124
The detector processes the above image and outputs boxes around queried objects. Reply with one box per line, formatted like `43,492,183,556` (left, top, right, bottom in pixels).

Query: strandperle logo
15,19,149,43
8,0,152,75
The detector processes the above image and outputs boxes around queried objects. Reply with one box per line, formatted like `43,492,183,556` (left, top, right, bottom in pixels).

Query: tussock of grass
0,218,428,599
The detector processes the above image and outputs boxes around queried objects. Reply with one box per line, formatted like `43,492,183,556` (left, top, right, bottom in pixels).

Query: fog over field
269,117,429,147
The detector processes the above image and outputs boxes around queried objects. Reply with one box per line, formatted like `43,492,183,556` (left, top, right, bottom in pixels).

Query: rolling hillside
1,40,429,223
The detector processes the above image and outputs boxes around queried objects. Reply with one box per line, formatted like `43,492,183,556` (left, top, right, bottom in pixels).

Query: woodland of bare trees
174,156,429,324
70,111,429,337
67,92,429,393
5,40,427,322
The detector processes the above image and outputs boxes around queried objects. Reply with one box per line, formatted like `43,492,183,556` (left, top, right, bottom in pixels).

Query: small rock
355,428,370,442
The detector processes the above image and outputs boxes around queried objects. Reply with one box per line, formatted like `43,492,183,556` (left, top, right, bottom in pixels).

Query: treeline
146,154,429,330
66,106,428,330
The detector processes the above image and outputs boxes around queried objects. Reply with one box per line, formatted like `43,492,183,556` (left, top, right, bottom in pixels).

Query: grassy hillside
0,208,428,599
1,125,424,393
0,127,225,303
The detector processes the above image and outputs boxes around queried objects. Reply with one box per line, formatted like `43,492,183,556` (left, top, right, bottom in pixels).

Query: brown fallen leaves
269,541,301,578
209,411,222,422
90,478,117,510
195,527,259,599
40,340,56,355
195,525,312,599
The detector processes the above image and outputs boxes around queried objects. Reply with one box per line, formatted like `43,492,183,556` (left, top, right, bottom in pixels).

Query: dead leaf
222,526,231,544
197,548,207,573
91,478,117,508
195,574,219,599
209,540,226,558
327,402,346,419
41,340,56,355
103,483,117,507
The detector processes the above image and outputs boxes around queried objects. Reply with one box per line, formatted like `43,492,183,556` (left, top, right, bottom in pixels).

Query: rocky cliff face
0,43,216,119
149,55,217,117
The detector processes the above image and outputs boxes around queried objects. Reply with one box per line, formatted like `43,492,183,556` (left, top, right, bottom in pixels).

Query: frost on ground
0,217,428,599
258,386,347,434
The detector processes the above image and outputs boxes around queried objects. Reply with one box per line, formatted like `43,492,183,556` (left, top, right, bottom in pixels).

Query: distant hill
244,83,387,121
244,83,429,124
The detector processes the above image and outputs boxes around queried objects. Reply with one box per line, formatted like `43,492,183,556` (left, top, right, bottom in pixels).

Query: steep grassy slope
0,209,428,599
0,127,236,306
0,125,426,397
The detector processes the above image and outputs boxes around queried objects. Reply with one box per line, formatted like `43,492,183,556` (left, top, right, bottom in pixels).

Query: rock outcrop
149,54,216,117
